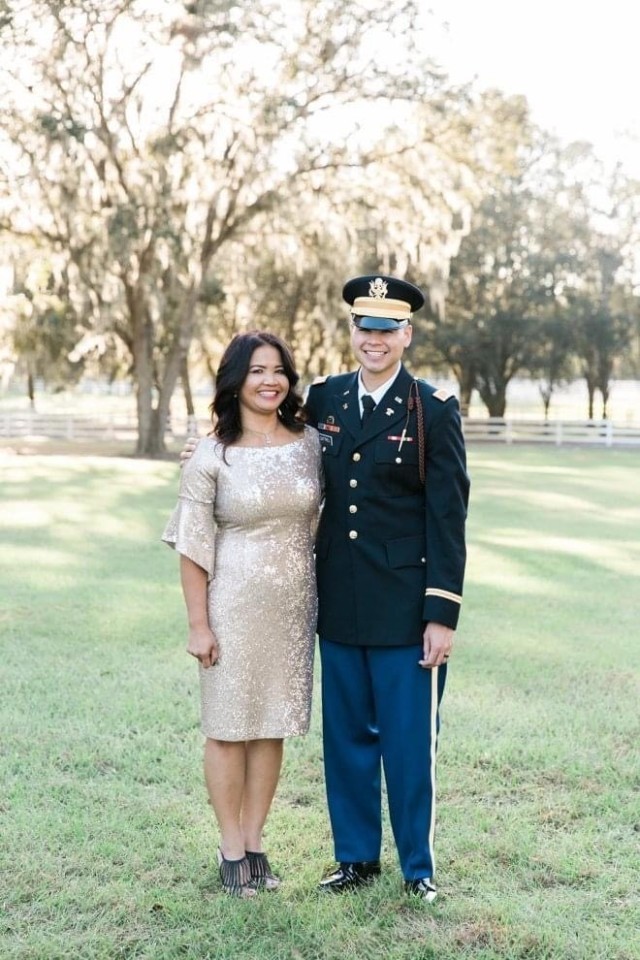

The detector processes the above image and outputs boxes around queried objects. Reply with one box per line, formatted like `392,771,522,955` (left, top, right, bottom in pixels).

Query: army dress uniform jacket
305,365,469,647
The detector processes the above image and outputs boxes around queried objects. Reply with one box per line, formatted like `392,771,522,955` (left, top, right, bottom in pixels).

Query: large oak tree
1,0,473,454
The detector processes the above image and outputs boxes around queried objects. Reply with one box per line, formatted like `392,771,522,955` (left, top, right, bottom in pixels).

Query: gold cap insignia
369,277,388,299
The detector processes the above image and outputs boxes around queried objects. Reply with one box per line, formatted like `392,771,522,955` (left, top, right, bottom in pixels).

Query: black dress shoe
318,861,381,892
404,877,437,902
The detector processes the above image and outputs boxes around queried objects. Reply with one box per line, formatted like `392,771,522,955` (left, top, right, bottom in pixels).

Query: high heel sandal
216,848,256,898
246,850,281,891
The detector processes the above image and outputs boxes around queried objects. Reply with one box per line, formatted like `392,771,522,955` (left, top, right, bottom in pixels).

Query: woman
162,331,322,897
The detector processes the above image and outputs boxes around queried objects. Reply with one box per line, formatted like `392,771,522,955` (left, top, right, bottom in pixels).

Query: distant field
1,446,638,960
1,377,639,424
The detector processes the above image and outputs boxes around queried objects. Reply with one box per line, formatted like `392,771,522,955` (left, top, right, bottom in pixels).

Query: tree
420,90,536,414
552,157,639,419
430,130,630,419
433,178,557,418
569,270,636,420
530,310,576,419
5,255,82,407
0,0,472,455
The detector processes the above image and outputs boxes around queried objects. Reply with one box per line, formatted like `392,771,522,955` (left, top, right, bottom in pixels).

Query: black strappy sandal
216,848,256,898
246,850,281,891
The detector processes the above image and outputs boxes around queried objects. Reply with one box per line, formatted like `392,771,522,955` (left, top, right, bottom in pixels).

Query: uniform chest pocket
319,432,343,457
374,437,419,466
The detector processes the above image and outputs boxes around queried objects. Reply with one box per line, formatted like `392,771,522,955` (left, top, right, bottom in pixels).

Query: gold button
322,447,327,453
349,479,358,488
421,557,426,563
395,457,402,464
349,530,358,540
349,505,357,514
352,452,361,462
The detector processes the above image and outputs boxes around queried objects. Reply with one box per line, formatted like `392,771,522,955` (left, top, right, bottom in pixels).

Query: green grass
1,446,639,960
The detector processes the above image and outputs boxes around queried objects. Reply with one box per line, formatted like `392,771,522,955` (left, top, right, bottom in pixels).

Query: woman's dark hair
210,331,306,449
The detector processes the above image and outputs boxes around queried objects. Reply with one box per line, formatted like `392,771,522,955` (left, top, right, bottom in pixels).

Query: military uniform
306,275,469,892
307,367,468,644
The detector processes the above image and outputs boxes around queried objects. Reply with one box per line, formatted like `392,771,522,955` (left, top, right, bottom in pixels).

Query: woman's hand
187,625,219,669
180,556,217,667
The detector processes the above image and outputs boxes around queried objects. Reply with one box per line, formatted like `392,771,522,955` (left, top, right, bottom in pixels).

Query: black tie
361,394,376,427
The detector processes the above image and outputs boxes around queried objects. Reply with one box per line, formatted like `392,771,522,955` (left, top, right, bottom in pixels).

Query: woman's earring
233,392,238,398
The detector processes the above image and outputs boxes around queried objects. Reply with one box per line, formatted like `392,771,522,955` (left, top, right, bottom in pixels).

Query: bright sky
425,0,640,176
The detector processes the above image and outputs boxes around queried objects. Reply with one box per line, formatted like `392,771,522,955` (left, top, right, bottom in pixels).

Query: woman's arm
180,555,219,669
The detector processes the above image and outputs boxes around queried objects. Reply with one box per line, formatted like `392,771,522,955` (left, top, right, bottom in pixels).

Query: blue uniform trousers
319,639,447,881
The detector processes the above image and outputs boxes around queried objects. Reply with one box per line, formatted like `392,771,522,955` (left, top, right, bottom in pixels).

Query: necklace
243,426,278,446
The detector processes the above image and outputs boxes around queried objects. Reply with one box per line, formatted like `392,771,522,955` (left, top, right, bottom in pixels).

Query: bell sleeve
161,439,219,579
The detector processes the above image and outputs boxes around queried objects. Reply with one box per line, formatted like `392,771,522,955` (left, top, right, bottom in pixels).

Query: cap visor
353,316,409,330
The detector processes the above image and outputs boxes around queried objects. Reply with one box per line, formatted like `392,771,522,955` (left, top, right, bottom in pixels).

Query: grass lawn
1,445,638,960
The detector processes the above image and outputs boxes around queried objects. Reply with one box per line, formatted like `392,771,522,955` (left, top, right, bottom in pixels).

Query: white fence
2,411,640,447
0,412,208,442
463,418,640,446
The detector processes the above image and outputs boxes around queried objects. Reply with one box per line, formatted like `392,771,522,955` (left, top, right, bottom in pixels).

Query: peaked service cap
343,275,425,330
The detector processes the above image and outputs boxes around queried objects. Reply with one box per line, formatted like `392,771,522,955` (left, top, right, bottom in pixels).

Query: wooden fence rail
1,412,640,447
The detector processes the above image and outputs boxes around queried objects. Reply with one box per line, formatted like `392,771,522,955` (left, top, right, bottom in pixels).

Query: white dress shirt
357,364,402,417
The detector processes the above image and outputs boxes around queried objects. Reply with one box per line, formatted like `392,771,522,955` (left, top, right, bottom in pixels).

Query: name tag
387,435,415,442
319,433,334,446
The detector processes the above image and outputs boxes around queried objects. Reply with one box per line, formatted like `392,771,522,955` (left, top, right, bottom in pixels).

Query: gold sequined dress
162,426,322,741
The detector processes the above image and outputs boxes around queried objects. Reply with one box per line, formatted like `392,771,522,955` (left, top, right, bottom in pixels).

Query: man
180,274,469,900
305,275,469,901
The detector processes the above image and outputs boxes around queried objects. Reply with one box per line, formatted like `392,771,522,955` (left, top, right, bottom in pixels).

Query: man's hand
419,622,454,669
179,436,199,466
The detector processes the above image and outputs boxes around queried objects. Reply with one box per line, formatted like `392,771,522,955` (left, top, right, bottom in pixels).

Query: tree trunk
136,395,171,457
134,358,157,456
539,384,552,420
486,395,507,417
478,382,507,418
130,302,191,457
181,355,195,417
458,368,475,418
181,354,198,435
132,301,160,457
138,287,202,457
27,367,35,411
449,361,475,417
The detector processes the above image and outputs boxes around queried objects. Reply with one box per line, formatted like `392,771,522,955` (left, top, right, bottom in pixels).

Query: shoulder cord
407,380,426,485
